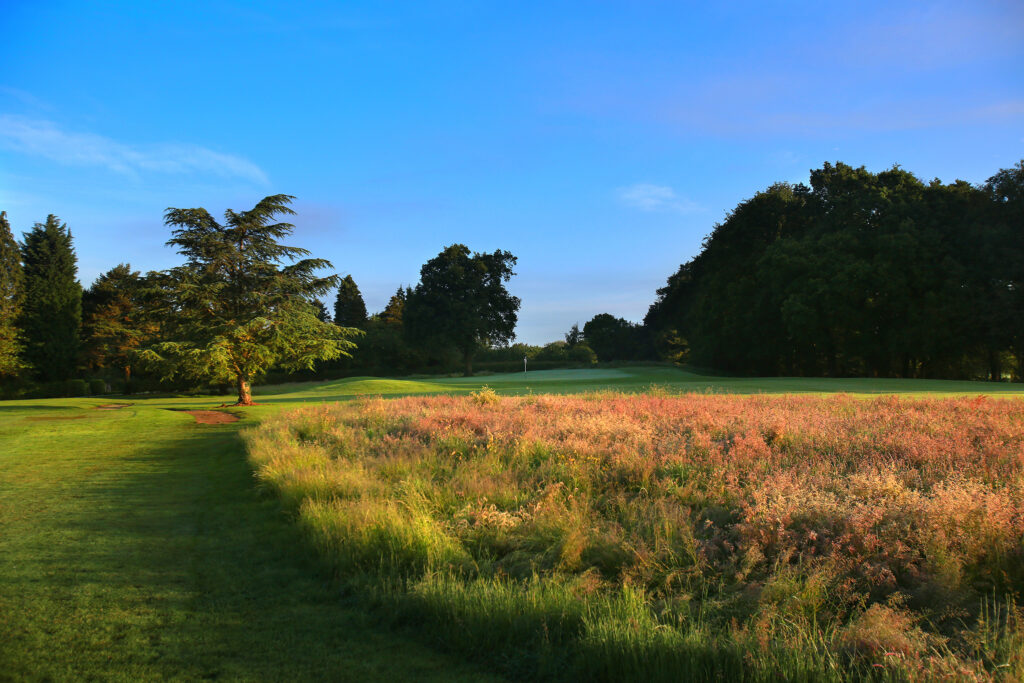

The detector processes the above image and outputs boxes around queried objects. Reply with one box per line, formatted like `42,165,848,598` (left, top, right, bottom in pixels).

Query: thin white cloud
0,115,269,185
616,183,702,214
0,86,54,111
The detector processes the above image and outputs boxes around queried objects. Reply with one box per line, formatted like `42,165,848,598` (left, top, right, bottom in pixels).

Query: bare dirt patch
95,404,132,410
184,410,240,424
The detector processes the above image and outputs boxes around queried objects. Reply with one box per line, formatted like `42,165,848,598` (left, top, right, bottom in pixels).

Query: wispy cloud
0,115,269,185
0,86,54,111
616,183,702,214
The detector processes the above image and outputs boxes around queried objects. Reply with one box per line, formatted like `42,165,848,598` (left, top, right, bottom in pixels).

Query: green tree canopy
646,160,1024,380
583,313,650,362
19,215,81,382
333,274,368,328
0,211,25,378
82,264,155,388
564,322,582,346
379,286,409,326
144,194,359,404
404,244,519,375
311,299,331,323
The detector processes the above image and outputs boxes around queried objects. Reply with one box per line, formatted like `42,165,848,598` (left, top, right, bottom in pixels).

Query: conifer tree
20,215,82,381
333,274,368,328
0,211,25,377
145,195,359,405
311,299,332,323
380,286,408,325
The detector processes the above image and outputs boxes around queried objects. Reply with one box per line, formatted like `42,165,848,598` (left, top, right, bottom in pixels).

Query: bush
568,343,597,364
88,379,106,395
66,379,89,396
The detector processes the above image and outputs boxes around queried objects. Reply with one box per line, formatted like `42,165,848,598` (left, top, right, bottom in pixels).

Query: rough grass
247,391,1024,681
4,367,1023,680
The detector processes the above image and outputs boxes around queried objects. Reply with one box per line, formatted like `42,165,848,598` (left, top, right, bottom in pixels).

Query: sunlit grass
248,391,1024,680
3,366,1023,680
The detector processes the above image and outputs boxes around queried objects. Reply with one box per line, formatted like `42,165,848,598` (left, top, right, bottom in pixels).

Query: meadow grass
3,366,1023,680
247,389,1024,681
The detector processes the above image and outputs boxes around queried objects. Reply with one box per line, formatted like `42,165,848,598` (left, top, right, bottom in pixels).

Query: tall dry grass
246,391,1024,680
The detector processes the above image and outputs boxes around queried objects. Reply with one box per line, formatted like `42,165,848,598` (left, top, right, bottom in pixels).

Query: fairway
0,399,500,681
2,367,1023,680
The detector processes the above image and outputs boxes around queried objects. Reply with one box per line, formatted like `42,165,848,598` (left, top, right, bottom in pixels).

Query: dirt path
183,410,239,424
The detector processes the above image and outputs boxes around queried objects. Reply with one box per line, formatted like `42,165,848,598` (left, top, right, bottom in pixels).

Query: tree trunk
123,365,132,394
236,375,254,405
463,350,473,377
989,348,1002,382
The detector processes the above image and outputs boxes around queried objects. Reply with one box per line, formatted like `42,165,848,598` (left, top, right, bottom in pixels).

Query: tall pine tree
20,215,82,382
333,274,368,328
0,211,25,378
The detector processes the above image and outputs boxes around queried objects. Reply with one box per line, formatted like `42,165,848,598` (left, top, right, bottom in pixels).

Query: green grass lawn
2,366,1022,680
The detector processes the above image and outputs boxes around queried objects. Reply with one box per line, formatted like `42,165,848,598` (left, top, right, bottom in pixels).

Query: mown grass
247,390,1024,681
0,401,500,681
2,366,1023,681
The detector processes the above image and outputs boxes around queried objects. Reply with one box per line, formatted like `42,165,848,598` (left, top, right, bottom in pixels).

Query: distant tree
380,286,409,326
311,299,332,323
82,264,155,389
568,342,598,364
405,244,519,376
983,161,1024,381
333,275,368,328
0,211,25,377
583,313,648,362
564,322,582,346
144,195,360,405
20,215,82,381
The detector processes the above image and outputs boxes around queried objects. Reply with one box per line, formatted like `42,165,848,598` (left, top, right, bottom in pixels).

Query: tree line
3,159,1020,396
645,161,1024,380
0,197,522,403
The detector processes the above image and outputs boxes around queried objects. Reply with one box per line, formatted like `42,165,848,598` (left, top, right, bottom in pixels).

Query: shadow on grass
1,424,500,681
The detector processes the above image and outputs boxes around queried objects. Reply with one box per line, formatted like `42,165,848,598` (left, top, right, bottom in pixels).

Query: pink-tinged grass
247,391,1024,680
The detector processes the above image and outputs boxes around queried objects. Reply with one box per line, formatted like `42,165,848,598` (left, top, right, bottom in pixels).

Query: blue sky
2,1,1022,344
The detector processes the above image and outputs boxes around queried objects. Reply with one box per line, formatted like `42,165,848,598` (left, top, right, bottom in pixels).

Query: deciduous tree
404,244,519,376
82,264,155,389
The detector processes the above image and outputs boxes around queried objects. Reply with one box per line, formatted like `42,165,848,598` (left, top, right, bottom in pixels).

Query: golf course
3,367,1023,680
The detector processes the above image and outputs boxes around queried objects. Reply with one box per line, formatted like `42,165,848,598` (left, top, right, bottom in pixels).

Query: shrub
66,379,89,396
88,379,106,395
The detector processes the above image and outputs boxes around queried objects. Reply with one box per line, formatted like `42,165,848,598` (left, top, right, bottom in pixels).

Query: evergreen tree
20,215,81,382
311,299,332,323
380,286,408,325
145,195,359,405
333,275,368,328
0,211,25,377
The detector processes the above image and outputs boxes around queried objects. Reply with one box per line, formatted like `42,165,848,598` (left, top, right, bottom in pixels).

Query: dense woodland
647,161,1024,380
1,159,1022,398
